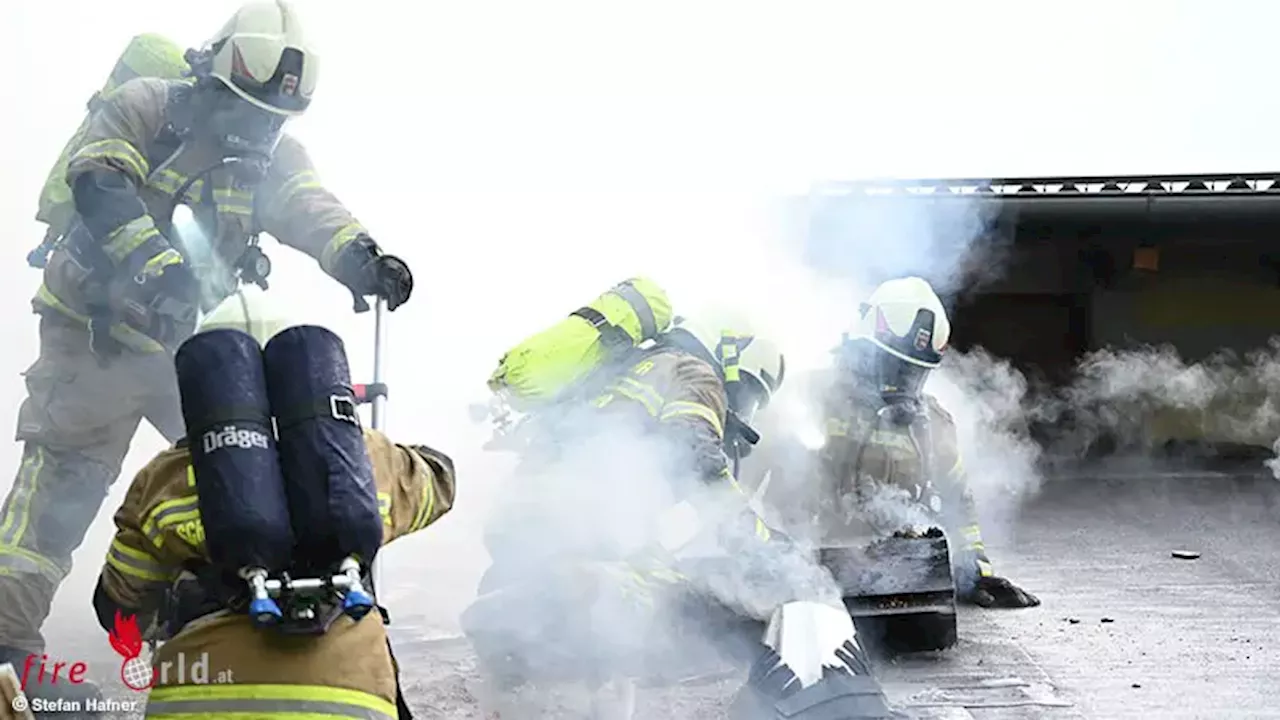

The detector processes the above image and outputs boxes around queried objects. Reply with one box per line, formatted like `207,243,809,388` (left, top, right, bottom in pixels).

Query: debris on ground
1171,550,1201,560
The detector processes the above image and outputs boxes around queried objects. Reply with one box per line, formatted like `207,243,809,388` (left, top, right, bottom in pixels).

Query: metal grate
812,173,1280,199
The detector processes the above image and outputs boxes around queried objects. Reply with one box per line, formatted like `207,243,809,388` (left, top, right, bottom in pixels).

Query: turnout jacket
93,429,455,719
484,344,771,575
39,77,369,352
750,370,993,580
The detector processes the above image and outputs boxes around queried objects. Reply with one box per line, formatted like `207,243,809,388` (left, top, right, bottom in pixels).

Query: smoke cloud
10,4,1280,715
1045,342,1280,471
758,186,1047,550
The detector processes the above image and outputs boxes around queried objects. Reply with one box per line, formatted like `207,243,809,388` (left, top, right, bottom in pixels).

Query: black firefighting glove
963,575,1041,609
331,235,414,313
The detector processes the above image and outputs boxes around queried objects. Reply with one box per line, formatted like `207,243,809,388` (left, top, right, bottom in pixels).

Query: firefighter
91,288,454,720
466,306,900,720
0,0,415,674
796,276,1039,609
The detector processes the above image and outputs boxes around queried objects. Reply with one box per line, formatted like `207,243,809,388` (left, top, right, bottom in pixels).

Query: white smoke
765,186,1047,550
930,348,1043,547
464,394,846,698
1052,342,1280,469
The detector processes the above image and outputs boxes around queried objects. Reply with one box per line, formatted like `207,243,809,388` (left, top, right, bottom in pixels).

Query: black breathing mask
838,338,931,424
726,374,769,460
201,85,286,184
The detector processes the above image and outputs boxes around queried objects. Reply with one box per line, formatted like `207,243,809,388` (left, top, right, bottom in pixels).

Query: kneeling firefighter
1,0,415,679
808,276,1038,609
466,278,900,720
90,289,455,720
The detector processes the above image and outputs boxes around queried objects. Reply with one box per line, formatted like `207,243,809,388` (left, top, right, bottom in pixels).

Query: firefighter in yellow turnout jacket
805,278,1037,608
467,295,788,718
92,290,455,719
0,0,414,672
472,295,905,720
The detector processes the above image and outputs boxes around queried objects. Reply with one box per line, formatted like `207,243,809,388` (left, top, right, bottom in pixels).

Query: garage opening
805,174,1280,467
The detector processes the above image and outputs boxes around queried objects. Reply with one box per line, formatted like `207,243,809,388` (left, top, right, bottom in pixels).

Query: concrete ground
38,469,1280,719
389,470,1280,719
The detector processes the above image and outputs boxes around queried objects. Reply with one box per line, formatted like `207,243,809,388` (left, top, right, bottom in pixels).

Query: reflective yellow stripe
102,215,162,264
34,283,165,353
825,418,851,437
0,543,67,583
948,454,964,477
106,538,173,583
659,400,724,439
720,342,741,383
0,447,45,546
146,682,398,720
275,170,322,206
410,477,437,533
140,248,184,278
71,138,149,180
214,188,254,216
726,475,772,541
377,492,390,525
754,517,771,542
976,558,994,578
606,377,663,417
149,169,204,203
141,495,201,550
868,430,915,452
319,222,368,273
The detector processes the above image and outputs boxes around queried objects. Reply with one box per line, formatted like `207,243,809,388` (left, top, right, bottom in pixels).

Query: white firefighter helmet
204,0,317,116
844,276,951,398
673,313,786,416
196,286,293,347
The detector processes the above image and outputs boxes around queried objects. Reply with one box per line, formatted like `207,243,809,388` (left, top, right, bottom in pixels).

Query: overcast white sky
2,0,1278,643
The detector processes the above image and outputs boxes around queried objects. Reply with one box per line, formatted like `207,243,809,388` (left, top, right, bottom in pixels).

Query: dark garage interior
809,173,1280,461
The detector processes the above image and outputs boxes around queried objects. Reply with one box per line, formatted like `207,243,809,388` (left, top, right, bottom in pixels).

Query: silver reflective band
145,697,396,720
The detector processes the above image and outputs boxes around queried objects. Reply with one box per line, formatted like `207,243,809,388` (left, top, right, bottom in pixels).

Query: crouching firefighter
815,277,1038,609
466,278,900,719
90,290,455,720
0,0,414,684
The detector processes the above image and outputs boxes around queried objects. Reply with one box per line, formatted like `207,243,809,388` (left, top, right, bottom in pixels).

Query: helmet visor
728,373,770,425
221,41,311,115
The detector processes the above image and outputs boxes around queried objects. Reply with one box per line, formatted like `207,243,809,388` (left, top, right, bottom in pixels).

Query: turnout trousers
0,314,183,654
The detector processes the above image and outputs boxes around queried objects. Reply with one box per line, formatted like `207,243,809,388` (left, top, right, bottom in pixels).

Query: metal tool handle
371,297,388,431
367,297,388,596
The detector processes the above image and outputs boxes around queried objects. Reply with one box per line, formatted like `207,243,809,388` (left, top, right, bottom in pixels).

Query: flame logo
107,611,155,691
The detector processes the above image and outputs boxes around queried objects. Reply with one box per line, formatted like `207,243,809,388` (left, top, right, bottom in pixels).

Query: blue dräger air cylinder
263,326,383,583
175,328,295,621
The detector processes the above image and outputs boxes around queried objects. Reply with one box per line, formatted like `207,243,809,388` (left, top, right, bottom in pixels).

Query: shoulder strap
569,306,632,351
143,83,193,184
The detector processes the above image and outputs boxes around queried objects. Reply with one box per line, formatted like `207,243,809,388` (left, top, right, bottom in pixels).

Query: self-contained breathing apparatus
172,323,383,636
58,45,283,362
831,334,944,521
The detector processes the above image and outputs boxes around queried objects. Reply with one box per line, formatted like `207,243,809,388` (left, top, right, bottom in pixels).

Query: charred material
820,529,958,654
